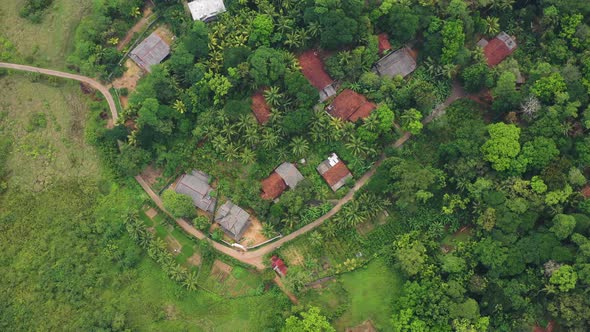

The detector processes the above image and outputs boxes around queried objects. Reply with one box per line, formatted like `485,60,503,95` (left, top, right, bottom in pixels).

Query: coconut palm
485,17,500,36
244,127,259,146
290,137,309,158
173,99,186,114
240,147,256,164
170,264,187,282
236,114,255,133
264,86,283,107
220,123,236,139
307,22,321,38
211,135,228,153
362,114,379,132
261,129,279,149
339,51,352,66
346,136,370,157
223,143,240,161
183,271,199,291
310,231,324,247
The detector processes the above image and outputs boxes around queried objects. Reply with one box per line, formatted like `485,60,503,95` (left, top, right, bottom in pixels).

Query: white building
187,0,226,22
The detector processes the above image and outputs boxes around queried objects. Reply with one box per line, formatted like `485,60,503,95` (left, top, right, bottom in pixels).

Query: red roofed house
317,153,353,192
327,89,377,122
378,33,392,55
582,184,590,199
251,91,271,125
478,32,517,67
261,162,304,200
271,255,288,277
298,50,337,102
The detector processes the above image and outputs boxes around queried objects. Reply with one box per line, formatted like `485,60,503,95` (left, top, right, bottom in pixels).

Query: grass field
0,74,101,191
0,0,93,69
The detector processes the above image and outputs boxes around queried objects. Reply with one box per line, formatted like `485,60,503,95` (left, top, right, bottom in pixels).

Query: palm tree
322,221,338,238
264,86,283,107
236,114,254,133
310,231,324,247
340,122,356,141
285,31,304,49
307,22,321,38
485,17,500,36
220,123,236,139
362,114,379,132
244,127,259,146
211,135,228,153
442,64,458,79
290,137,309,158
339,51,352,66
261,223,276,238
170,264,187,282
173,100,186,114
223,143,240,161
183,271,199,291
346,136,370,157
261,130,279,149
240,147,256,164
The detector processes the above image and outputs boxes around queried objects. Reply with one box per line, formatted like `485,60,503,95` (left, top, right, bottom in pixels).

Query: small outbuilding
326,89,376,122
188,0,226,22
175,170,216,213
298,50,337,102
374,47,417,79
271,256,288,277
251,91,272,125
214,201,250,241
261,162,304,200
317,153,353,192
129,32,170,72
478,32,517,67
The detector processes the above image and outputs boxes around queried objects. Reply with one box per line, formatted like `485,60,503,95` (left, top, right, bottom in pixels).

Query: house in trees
251,91,271,125
261,162,304,200
477,32,517,67
317,153,353,192
373,47,417,79
129,32,170,72
326,89,376,122
174,170,217,213
582,184,590,199
271,256,288,277
214,201,251,241
378,33,392,56
298,50,337,102
187,0,226,22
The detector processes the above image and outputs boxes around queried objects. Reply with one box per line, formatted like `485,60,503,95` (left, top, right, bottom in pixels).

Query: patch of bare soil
165,235,182,255
145,208,158,219
239,215,268,247
282,247,305,266
111,59,143,93
140,164,163,187
346,320,377,332
187,253,202,267
211,259,233,282
163,304,178,320
147,227,156,234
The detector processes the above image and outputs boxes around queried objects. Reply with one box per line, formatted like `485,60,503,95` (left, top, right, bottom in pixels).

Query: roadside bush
20,0,54,23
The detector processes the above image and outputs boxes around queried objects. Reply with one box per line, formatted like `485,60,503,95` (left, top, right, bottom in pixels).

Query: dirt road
0,62,118,123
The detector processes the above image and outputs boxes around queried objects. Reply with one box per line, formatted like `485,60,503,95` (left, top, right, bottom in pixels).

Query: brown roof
322,161,352,188
298,50,334,90
327,89,376,121
378,33,391,55
483,32,517,67
271,255,288,276
582,185,590,199
251,91,271,124
261,172,287,200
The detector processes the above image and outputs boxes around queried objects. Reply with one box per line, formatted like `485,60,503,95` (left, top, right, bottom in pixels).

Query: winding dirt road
0,62,118,123
1,61,465,270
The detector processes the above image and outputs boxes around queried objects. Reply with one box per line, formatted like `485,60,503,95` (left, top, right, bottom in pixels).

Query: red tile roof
298,50,334,90
271,255,288,276
328,89,376,121
322,161,352,188
251,91,271,124
483,37,516,67
582,185,590,199
378,33,392,55
261,172,287,200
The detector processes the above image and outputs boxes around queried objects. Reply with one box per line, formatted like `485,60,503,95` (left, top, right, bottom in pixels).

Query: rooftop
251,91,271,125
271,255,288,277
261,172,287,200
129,32,170,72
298,50,334,90
175,170,216,213
582,185,590,199
378,33,392,55
317,153,353,192
327,89,376,122
482,32,517,66
275,162,304,189
188,0,226,21
373,47,417,79
214,201,251,241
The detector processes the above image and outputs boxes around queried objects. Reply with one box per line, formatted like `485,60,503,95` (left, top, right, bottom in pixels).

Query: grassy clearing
334,258,403,331
0,74,101,192
0,0,93,69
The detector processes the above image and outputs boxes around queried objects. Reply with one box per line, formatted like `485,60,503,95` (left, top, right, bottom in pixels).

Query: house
378,33,392,55
317,153,353,192
271,255,288,277
373,47,417,79
261,162,304,200
187,0,226,22
298,50,337,102
582,184,590,199
326,89,376,122
175,170,216,213
478,32,517,67
214,201,250,240
251,91,271,125
129,32,170,72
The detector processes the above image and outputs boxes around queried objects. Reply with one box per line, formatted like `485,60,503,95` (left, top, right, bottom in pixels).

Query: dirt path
117,5,154,51
273,276,299,304
0,62,118,123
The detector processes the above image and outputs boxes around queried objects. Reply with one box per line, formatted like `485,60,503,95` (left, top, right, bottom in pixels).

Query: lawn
334,258,403,331
0,0,93,69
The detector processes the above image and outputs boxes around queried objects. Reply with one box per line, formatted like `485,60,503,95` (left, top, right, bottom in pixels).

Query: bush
162,190,197,219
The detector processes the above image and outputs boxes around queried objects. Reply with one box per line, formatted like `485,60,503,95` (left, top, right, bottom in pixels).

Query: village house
174,170,216,213
326,89,376,122
477,31,517,67
214,201,251,241
251,90,271,125
187,0,226,22
298,50,337,102
261,162,304,200
373,46,417,79
317,153,353,192
129,32,170,72
378,33,392,56
582,184,590,199
271,256,288,277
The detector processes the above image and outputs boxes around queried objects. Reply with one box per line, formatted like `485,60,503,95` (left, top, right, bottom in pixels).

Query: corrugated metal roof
129,32,170,72
374,47,417,78
214,201,250,240
188,0,226,21
275,162,304,189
